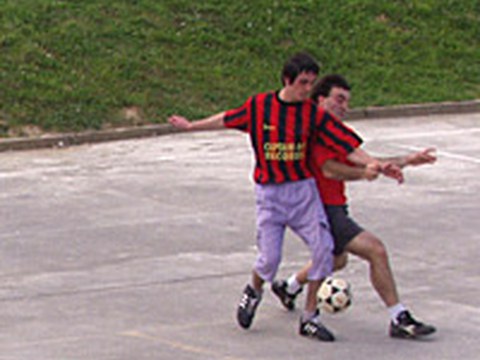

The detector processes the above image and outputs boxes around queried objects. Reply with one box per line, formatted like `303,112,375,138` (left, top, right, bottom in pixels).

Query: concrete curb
346,99,480,120
1,99,479,152
0,124,182,152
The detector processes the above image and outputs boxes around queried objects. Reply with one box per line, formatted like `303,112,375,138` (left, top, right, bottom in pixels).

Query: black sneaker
271,280,302,311
389,310,436,339
237,284,261,329
299,312,335,342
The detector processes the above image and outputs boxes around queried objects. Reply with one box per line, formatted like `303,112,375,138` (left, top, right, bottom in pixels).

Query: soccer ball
317,277,352,313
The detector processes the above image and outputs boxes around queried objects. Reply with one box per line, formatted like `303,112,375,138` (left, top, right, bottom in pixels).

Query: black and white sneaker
389,310,436,339
271,280,302,311
237,284,261,329
299,312,335,342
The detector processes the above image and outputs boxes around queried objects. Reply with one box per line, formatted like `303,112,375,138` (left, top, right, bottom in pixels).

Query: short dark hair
310,74,351,101
281,52,320,85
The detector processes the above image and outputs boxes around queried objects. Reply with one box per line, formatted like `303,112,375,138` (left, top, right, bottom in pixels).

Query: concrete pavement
0,111,479,359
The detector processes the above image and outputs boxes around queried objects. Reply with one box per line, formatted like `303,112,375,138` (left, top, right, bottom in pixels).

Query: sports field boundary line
0,99,478,153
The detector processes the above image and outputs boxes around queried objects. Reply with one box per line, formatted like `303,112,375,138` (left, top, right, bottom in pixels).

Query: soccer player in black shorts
272,74,437,339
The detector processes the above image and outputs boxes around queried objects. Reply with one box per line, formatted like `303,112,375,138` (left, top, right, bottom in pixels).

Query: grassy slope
0,0,479,134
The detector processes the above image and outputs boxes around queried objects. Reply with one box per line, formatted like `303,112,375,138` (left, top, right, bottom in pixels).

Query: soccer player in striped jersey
271,74,437,340
168,53,400,341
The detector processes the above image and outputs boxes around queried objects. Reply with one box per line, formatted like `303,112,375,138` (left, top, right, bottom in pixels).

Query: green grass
0,0,479,135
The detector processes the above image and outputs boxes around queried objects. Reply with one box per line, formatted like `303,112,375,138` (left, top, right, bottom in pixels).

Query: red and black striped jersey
224,91,362,184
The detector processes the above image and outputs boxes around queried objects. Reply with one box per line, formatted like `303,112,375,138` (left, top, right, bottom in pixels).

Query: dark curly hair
310,74,351,102
281,52,320,85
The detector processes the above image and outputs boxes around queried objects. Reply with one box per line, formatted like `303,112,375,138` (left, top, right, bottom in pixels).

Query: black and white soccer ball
317,277,352,313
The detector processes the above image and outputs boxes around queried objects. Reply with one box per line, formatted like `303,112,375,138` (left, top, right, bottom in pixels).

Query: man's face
318,86,351,119
284,71,317,102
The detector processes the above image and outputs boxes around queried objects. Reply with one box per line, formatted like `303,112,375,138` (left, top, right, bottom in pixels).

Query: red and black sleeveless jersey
224,91,362,184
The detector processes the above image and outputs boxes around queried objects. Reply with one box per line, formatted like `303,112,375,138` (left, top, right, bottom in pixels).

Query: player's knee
370,239,389,263
255,250,282,281
311,237,334,256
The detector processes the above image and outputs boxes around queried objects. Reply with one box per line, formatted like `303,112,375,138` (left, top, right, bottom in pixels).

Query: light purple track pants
254,178,334,282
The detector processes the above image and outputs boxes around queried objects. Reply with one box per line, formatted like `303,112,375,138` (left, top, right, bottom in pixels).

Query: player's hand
405,148,437,166
381,162,404,184
363,162,381,181
168,115,192,130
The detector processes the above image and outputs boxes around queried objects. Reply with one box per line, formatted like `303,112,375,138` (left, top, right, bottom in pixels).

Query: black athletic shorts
324,205,364,255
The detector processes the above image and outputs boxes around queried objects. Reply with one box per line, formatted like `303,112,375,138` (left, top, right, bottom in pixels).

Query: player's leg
272,205,351,310
344,231,399,307
272,260,308,311
238,223,285,329
323,207,401,313
296,252,347,282
279,231,400,314
237,269,267,329
287,179,335,341
272,250,348,311
334,252,348,271
298,231,335,342
237,183,287,330
345,231,436,338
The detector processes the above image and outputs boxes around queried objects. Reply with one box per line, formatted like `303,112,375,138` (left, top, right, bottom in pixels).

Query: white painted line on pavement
365,127,480,141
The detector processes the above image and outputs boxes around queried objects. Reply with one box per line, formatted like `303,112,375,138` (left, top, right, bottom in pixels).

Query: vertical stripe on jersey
307,104,320,168
265,93,284,183
293,103,308,179
309,104,319,135
277,103,291,182
250,96,263,183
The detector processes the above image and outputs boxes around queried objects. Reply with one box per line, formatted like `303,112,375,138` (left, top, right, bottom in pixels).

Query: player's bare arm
168,111,226,131
346,147,380,167
374,148,436,184
404,147,437,166
379,147,437,168
322,159,380,182
346,148,404,184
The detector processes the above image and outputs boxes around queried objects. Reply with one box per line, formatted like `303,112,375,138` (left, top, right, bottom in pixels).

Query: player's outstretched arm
376,147,436,184
168,111,226,131
347,148,404,184
403,148,437,167
380,162,404,184
322,160,380,182
379,147,437,168
346,148,380,167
